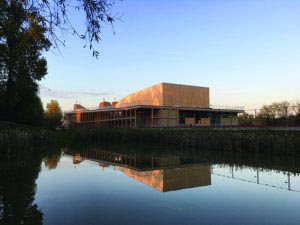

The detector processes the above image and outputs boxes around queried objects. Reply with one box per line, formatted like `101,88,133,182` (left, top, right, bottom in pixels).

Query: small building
64,83,244,128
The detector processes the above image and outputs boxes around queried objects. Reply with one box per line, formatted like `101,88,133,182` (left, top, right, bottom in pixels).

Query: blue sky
40,0,300,111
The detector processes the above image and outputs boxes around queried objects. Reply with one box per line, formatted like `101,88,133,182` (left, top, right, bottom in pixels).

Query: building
64,82,244,128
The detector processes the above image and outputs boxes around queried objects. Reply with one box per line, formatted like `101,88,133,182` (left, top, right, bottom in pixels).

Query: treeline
1,1,113,129
239,101,300,126
0,99,64,152
0,99,63,129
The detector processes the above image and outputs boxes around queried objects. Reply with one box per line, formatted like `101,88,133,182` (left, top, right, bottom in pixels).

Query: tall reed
0,121,53,154
70,128,300,156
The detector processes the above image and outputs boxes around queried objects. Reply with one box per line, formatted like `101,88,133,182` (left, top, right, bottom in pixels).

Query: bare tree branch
16,0,119,58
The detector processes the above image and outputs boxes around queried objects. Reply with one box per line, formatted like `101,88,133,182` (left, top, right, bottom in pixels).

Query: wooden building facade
64,83,244,128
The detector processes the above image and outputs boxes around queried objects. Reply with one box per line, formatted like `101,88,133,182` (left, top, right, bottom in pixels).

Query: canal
1,145,300,225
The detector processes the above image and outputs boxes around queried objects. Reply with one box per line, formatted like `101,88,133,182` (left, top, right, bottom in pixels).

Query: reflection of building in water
119,165,211,192
211,165,300,193
73,154,84,165
65,150,211,192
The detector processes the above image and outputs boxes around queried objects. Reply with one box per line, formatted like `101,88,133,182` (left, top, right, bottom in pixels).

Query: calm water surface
1,146,300,225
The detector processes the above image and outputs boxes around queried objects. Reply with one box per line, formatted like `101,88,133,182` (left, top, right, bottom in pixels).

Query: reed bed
0,121,53,151
70,128,300,156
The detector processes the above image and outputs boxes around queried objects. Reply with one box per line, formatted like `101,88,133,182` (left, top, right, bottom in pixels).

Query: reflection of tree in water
0,147,61,225
44,150,62,170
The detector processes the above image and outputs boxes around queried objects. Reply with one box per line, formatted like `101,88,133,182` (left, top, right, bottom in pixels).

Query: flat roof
65,104,244,114
161,82,209,89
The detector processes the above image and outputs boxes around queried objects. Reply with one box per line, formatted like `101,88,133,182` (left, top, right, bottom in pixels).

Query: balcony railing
64,101,244,113
210,105,244,111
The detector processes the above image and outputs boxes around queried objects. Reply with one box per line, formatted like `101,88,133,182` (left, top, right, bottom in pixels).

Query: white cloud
39,85,110,99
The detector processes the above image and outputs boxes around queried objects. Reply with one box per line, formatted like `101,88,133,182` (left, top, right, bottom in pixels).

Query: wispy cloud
39,85,110,99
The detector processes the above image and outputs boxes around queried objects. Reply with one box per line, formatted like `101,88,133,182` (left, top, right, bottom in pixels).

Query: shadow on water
0,147,62,225
0,143,300,224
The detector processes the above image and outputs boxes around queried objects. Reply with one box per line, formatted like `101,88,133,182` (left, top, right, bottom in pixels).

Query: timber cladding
116,83,209,108
116,83,164,107
162,83,209,108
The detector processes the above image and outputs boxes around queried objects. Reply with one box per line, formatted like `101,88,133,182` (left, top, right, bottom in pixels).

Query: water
1,145,300,225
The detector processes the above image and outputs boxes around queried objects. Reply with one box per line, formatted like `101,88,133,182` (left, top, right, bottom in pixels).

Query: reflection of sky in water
34,156,300,225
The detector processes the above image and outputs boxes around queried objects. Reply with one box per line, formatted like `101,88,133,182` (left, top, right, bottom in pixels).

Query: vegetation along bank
1,121,300,156
70,127,300,156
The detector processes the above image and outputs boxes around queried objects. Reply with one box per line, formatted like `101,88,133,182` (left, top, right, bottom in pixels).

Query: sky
39,0,300,112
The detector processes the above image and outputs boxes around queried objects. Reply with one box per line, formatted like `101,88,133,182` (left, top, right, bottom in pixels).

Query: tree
238,113,255,126
258,101,291,119
255,101,300,126
258,105,276,118
271,101,290,118
0,0,50,125
292,102,300,115
44,149,62,170
2,0,117,58
14,95,45,125
45,99,63,128
1,0,115,125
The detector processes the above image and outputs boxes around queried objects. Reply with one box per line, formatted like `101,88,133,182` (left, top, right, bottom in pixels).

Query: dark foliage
0,148,44,225
70,128,300,156
0,0,116,126
5,0,117,58
0,0,51,125
238,113,300,126
239,101,300,126
0,141,63,225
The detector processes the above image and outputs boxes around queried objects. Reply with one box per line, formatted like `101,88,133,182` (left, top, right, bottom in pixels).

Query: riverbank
1,121,300,156
70,127,300,156
0,121,70,152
